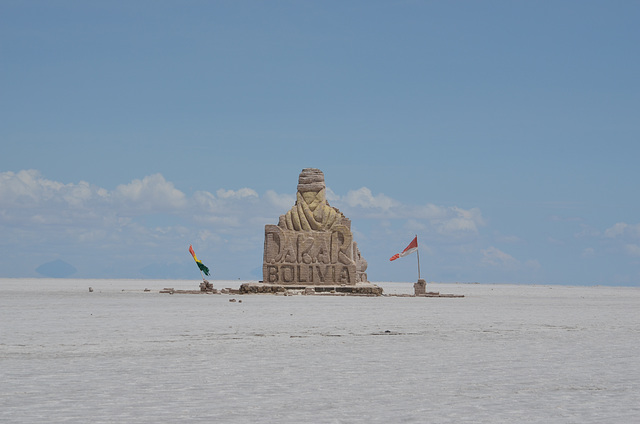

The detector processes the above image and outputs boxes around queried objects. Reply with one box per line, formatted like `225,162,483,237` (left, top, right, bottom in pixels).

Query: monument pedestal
240,282,382,296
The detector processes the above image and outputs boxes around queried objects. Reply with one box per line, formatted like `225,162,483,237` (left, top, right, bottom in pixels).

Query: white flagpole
416,235,421,280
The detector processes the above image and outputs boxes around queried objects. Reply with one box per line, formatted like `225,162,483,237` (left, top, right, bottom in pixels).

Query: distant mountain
36,259,77,278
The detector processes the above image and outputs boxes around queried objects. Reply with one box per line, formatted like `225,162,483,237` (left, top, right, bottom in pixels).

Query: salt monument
241,168,381,295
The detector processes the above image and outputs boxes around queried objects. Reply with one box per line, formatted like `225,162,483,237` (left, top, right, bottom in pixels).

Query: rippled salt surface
1,278,639,423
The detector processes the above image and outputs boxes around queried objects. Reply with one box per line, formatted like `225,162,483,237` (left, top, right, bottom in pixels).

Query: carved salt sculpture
263,168,368,285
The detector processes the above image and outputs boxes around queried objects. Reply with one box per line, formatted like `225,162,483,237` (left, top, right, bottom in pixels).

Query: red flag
390,236,418,261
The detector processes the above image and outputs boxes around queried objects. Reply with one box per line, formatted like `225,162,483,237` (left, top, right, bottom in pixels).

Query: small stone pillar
200,280,214,292
414,279,427,296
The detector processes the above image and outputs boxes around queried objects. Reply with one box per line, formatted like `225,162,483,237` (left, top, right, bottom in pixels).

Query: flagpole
416,235,421,280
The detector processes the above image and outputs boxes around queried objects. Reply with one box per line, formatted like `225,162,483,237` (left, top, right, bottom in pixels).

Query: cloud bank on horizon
1,169,638,285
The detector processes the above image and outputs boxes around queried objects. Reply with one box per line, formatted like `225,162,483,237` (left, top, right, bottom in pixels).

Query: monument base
240,282,383,296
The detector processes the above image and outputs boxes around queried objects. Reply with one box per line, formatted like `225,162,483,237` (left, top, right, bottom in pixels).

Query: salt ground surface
1,278,639,423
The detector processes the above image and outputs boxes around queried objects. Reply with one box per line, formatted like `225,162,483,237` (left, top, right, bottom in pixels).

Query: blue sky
1,1,639,285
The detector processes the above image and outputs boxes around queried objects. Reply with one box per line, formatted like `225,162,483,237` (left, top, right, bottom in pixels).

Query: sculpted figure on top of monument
278,168,348,231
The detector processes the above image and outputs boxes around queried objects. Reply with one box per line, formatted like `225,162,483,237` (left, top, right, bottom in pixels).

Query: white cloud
405,219,427,232
263,190,295,211
599,223,640,259
412,204,450,220
575,224,600,238
481,246,519,268
605,222,640,238
76,229,109,243
547,237,564,245
192,190,217,211
0,170,94,207
193,214,242,227
63,181,94,207
625,244,640,257
343,187,396,210
114,174,186,211
496,234,521,243
0,171,201,234
524,259,541,270
327,186,484,237
216,188,258,199
407,204,484,236
436,207,484,234
197,229,225,244
604,222,628,238
480,247,540,272
325,186,340,202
